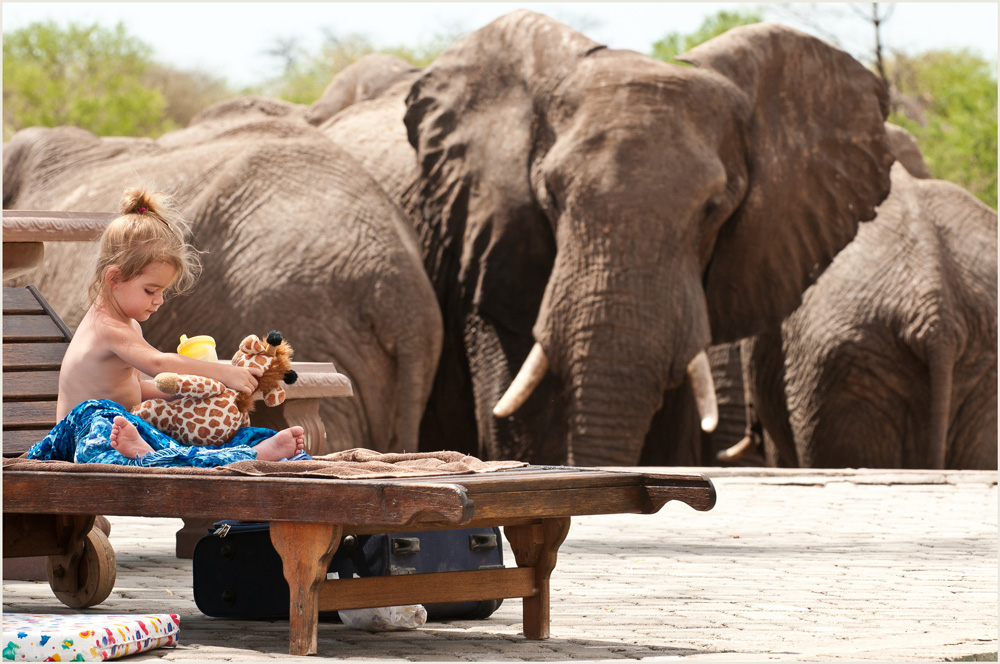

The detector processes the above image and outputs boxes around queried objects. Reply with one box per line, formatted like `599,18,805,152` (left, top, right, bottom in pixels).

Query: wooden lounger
2,286,717,656
5,465,716,655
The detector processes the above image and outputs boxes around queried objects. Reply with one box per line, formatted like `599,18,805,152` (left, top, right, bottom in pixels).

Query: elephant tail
926,344,954,469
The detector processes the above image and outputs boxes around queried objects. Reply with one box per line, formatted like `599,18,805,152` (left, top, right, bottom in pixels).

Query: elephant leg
790,342,918,468
744,332,798,467
761,430,786,467
797,391,906,467
701,342,764,467
418,308,567,464
947,366,998,470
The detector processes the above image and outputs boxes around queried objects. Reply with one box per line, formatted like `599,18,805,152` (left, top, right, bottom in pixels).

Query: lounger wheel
45,527,117,608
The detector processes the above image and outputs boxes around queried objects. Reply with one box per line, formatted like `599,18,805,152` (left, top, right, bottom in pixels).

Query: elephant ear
679,23,894,342
402,10,596,331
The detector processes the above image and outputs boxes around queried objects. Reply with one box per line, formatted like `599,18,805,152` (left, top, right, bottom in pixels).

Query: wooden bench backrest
3,286,73,457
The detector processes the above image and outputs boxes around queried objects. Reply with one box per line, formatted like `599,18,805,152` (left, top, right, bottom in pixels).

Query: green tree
142,64,233,129
3,20,170,139
381,30,458,68
649,8,763,62
260,33,377,104
258,28,463,105
888,50,998,208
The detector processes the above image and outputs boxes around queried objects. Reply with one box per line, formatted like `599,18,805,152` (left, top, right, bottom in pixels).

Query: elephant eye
703,195,723,220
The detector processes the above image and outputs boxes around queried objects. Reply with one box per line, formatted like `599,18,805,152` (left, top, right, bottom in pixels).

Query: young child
27,187,306,467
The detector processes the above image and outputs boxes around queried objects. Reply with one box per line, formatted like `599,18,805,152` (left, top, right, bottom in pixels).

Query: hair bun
120,187,162,216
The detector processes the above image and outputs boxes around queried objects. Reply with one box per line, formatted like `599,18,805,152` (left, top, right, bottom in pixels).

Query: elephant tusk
493,343,550,418
687,350,719,433
716,435,756,463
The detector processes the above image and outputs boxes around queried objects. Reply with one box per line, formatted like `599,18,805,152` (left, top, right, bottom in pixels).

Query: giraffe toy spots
133,331,297,446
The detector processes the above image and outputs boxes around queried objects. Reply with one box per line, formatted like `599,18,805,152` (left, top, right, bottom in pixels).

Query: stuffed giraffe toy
133,331,298,447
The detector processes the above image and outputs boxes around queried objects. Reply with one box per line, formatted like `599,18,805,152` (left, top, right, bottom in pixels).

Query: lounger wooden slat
3,315,68,342
3,371,60,400
3,400,59,429
3,288,71,461
3,470,477,525
2,430,51,456
2,466,712,524
3,342,70,370
2,287,46,313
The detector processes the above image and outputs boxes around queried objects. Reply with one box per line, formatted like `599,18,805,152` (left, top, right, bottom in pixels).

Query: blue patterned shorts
26,399,283,468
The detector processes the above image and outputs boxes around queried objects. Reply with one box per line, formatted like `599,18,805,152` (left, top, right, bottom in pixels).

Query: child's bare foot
254,426,305,461
110,416,154,460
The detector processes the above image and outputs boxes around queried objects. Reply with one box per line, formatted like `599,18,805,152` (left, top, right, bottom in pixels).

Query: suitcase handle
469,533,498,551
391,537,421,555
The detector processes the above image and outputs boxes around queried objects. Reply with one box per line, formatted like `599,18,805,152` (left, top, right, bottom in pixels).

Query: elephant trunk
562,348,666,467
523,210,715,465
556,289,709,466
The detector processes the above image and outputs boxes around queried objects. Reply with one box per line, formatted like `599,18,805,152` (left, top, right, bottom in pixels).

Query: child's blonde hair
89,187,201,305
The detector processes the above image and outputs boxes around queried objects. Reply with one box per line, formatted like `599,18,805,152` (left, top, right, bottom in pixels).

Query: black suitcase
192,521,504,620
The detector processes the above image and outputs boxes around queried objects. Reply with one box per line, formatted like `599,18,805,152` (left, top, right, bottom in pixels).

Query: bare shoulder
92,307,142,342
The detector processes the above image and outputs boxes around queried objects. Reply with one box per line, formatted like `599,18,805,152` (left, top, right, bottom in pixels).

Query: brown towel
3,448,525,479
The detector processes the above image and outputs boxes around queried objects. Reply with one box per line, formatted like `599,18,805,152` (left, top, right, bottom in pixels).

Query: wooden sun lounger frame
5,465,716,655
3,227,717,656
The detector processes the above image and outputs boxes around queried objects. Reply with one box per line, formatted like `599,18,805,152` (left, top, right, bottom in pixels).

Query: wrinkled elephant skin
3,117,442,456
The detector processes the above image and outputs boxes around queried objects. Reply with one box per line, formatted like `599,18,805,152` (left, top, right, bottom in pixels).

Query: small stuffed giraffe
133,331,298,446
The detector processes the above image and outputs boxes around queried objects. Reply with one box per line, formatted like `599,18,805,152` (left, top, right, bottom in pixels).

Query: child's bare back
57,306,147,419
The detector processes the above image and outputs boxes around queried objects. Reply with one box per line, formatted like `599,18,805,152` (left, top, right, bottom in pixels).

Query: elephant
714,121,940,467
3,113,442,457
322,54,732,468
306,53,419,128
322,10,895,466
744,162,997,469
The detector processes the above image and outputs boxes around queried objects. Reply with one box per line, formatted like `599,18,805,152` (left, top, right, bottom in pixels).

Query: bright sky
3,3,997,87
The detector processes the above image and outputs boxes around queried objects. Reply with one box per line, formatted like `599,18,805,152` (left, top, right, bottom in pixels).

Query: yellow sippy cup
177,334,218,362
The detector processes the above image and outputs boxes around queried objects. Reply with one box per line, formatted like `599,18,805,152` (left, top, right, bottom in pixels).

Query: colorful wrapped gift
1,613,179,661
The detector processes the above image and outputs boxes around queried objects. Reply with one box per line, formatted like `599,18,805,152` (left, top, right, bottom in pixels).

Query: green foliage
888,50,998,208
381,31,458,68
259,33,376,104
142,64,232,129
649,8,763,62
3,20,170,139
258,29,461,104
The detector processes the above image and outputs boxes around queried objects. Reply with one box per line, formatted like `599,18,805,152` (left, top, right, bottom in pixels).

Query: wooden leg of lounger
270,521,342,656
504,517,571,640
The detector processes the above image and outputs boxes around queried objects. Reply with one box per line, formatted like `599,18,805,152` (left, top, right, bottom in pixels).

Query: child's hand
222,364,261,394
